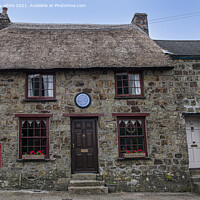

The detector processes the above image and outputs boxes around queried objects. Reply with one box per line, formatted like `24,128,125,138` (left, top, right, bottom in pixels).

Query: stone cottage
0,8,199,193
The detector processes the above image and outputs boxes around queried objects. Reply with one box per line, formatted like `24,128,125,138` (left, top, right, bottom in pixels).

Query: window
118,117,147,158
19,118,49,159
26,74,55,100
115,72,143,97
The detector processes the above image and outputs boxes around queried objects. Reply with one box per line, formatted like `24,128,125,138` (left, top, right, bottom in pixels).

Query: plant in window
22,150,45,160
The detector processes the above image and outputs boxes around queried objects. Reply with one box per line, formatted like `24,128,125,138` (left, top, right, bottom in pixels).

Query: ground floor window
19,118,49,159
117,117,147,158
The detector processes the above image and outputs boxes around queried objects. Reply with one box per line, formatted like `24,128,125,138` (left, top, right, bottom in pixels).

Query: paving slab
0,190,199,200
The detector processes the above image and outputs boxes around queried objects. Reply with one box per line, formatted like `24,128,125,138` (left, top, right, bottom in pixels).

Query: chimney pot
132,13,149,35
2,7,8,14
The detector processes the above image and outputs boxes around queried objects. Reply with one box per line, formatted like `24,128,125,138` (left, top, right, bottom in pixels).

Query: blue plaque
75,93,91,108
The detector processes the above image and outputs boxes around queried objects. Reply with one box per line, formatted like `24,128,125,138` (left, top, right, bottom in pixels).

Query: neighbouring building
0,8,199,194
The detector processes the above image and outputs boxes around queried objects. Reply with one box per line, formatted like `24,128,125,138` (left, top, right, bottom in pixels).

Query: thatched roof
0,23,172,70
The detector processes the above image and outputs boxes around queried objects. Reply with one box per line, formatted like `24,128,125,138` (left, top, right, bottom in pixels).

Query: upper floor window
26,74,55,100
115,72,143,97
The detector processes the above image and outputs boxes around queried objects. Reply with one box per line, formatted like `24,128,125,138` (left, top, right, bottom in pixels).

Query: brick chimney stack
2,7,8,14
0,7,10,30
131,13,149,35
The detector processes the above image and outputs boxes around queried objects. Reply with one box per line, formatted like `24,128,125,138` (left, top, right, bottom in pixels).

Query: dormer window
26,73,55,100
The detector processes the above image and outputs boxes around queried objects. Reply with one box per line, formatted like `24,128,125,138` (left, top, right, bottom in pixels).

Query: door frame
70,117,99,174
186,116,200,169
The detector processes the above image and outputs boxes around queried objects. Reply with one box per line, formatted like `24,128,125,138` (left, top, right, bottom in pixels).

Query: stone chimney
0,7,10,30
131,13,149,35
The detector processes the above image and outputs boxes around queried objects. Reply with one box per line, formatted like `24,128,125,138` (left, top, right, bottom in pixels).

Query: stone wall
0,62,198,191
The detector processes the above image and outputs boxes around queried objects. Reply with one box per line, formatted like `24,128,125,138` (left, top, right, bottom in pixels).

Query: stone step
68,186,108,195
70,180,105,187
71,173,98,180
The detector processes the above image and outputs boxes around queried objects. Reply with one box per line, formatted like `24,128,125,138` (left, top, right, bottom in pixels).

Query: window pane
138,145,144,151
135,81,140,87
22,139,27,146
119,120,125,127
28,139,34,146
41,147,46,154
138,138,143,144
120,128,125,136
138,128,143,135
34,89,39,96
48,75,53,83
117,88,122,95
123,80,128,87
22,129,27,137
120,138,125,145
129,74,134,81
134,74,140,81
35,81,39,89
28,129,33,137
116,74,122,80
35,120,40,128
22,121,28,128
35,139,40,146
126,138,131,145
35,129,40,136
133,138,137,144
122,74,128,79
41,129,46,137
129,81,135,88
117,81,122,88
48,90,54,97
48,83,53,90
41,120,46,128
41,139,46,146
124,87,129,94
22,147,28,154
136,88,141,95
130,88,136,95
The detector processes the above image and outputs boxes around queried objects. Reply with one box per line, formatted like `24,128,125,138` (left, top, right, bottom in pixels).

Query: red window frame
25,73,56,100
115,72,143,97
19,118,50,159
117,117,147,158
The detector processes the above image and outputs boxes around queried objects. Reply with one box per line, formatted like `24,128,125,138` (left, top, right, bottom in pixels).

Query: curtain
28,74,39,97
129,74,141,95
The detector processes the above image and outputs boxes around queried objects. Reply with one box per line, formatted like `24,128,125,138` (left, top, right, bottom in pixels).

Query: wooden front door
71,118,98,173
186,117,200,169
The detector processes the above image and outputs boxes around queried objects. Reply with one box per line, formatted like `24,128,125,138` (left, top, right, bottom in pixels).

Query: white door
186,117,200,168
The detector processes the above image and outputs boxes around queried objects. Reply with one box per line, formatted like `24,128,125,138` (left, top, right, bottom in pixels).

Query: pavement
0,190,199,200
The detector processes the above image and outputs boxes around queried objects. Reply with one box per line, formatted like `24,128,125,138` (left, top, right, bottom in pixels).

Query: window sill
23,99,57,102
117,157,151,161
16,159,51,162
115,97,146,100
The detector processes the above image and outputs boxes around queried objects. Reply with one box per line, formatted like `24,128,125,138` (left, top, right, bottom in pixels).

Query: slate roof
0,22,172,70
154,40,200,56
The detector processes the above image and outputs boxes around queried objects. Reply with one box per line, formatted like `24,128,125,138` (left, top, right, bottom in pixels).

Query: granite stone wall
0,61,199,191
